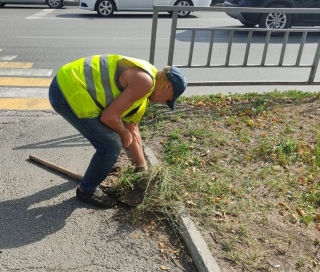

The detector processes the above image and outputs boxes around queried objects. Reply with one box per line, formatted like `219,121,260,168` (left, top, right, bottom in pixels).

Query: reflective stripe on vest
84,55,114,109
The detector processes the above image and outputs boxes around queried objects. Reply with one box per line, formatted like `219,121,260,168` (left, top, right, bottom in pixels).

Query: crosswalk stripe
0,68,52,76
0,98,51,110
0,77,52,87
26,9,55,19
0,56,17,61
0,62,33,68
0,87,48,98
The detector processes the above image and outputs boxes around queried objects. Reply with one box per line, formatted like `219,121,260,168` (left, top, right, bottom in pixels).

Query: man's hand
134,164,148,173
125,122,147,167
118,128,133,148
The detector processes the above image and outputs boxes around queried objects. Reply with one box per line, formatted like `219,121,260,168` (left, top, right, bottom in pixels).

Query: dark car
224,0,320,29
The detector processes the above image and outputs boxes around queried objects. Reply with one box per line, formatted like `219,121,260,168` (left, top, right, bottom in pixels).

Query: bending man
49,54,187,208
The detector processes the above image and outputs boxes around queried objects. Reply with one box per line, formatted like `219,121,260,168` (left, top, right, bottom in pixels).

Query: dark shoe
76,187,117,208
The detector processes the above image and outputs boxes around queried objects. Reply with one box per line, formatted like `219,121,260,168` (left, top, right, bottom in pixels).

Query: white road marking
0,68,52,76
0,56,17,61
0,87,48,98
26,9,55,19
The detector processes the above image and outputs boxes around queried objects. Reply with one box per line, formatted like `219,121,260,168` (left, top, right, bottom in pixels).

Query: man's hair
157,65,171,83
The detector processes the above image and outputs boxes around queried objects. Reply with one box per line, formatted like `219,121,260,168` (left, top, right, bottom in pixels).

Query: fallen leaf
296,207,306,217
213,211,225,218
316,224,320,231
196,101,205,107
273,166,282,171
278,202,289,210
298,176,307,184
160,265,170,270
247,119,254,126
186,200,196,206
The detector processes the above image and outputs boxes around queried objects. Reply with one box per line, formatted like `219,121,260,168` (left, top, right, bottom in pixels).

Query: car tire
96,0,115,17
169,0,193,18
0,3,6,7
258,4,291,29
47,0,63,8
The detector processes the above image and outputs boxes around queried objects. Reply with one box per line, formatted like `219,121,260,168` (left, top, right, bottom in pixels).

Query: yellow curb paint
0,62,33,68
0,98,51,110
0,77,52,87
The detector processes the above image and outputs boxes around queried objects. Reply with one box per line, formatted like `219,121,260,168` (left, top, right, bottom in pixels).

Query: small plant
237,225,248,237
300,213,314,226
296,259,304,268
163,131,190,166
284,125,295,134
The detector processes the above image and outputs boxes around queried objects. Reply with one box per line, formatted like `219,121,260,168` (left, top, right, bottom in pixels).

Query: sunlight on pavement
0,98,51,110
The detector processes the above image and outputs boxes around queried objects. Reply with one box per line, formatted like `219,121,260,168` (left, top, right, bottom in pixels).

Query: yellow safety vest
56,54,158,123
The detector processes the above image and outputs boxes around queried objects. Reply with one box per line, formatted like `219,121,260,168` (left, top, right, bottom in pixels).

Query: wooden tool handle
29,155,83,181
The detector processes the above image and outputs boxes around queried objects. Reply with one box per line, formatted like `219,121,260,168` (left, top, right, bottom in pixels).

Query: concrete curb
143,145,222,272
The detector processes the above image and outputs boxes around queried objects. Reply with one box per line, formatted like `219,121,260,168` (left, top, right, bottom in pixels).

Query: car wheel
96,0,115,17
0,3,6,7
259,4,291,29
171,0,193,18
48,0,63,8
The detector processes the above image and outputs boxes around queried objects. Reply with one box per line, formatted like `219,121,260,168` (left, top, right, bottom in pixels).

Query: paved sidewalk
0,110,195,272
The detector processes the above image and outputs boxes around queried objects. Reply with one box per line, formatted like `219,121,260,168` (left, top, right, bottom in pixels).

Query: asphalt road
0,5,319,100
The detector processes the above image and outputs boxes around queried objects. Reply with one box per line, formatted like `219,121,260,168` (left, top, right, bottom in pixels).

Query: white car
0,0,63,8
79,0,211,17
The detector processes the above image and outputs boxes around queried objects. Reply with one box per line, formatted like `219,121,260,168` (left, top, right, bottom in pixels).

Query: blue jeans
48,77,122,192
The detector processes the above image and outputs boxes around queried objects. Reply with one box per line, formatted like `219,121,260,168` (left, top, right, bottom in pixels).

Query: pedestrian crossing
0,49,52,110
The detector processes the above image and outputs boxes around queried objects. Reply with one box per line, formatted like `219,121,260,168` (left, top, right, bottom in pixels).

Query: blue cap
164,66,187,110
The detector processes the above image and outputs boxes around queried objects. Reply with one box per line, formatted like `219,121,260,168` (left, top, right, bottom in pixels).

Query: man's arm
100,68,153,148
124,122,147,171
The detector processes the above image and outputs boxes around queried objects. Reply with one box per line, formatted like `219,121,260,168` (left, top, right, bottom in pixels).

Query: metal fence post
308,38,320,84
167,11,178,66
149,8,159,65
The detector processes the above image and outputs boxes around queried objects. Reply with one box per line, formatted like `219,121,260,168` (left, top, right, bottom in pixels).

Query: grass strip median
111,90,320,272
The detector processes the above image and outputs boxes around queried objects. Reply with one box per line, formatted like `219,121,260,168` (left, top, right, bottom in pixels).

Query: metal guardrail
149,6,320,86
